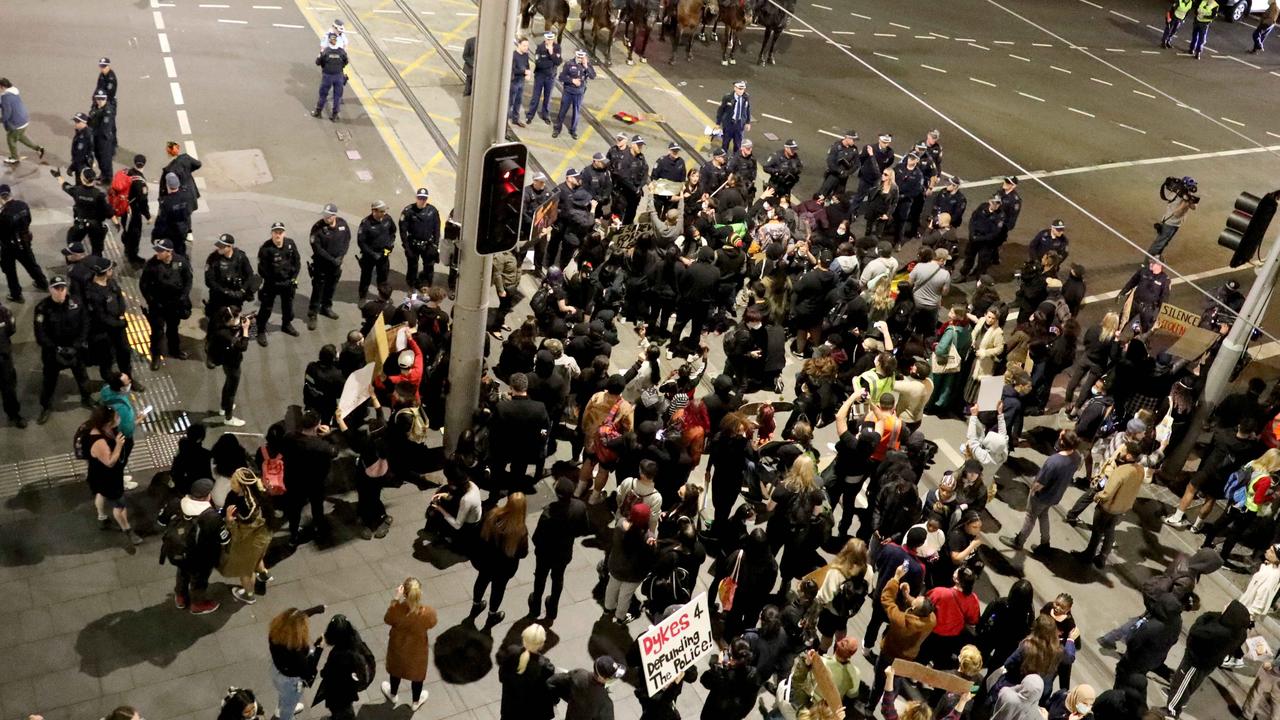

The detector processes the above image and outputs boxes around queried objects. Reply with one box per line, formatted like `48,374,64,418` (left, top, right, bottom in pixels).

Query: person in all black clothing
303,344,345,420
528,473,590,621
490,372,551,494
206,305,251,426
284,409,340,544
498,623,557,720
699,638,761,720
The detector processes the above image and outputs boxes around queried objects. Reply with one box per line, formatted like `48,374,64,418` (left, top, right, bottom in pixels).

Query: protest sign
639,593,714,696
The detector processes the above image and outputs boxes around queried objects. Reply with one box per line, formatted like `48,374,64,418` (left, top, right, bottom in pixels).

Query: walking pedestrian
221,468,272,604
67,112,95,178
87,91,116,180
1162,0,1194,46
471,492,530,625
256,221,301,346
161,140,202,211
268,606,325,720
1188,0,1219,59
315,615,376,720
528,475,590,621
1001,430,1080,552
380,577,438,711
1251,0,1279,52
120,154,150,263
151,173,191,257
1164,600,1251,718
95,57,118,106
157,477,228,612
0,184,49,303
552,50,595,139
0,78,45,164
1077,441,1144,569
139,238,192,370
314,33,349,121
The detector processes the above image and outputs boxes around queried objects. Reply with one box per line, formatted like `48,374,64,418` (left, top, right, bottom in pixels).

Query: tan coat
969,323,1005,380
880,579,936,660
894,376,933,425
581,391,634,452
1096,463,1144,515
384,601,438,682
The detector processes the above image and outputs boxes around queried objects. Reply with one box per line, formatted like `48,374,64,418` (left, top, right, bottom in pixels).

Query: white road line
1104,48,1125,52
1268,131,1280,139
252,4,283,8
1008,53,1031,62
1116,122,1147,134
992,40,1015,45
1147,24,1162,31
218,18,249,24
817,129,843,139
937,438,965,468
811,3,832,9
827,42,851,49
163,56,177,78
969,77,997,87
1050,65,1072,73
149,0,158,7
1032,42,1053,47
1079,0,1103,7
872,51,899,60
455,11,478,16
831,30,856,35
955,38,975,42
1110,10,1140,22
930,32,950,39
170,82,184,106
914,35,935,40
963,144,1280,189
1067,107,1094,117
185,140,199,159
1090,77,1113,86
153,11,165,29
705,99,718,106
1221,116,1246,127
889,22,911,29
761,113,792,123
873,32,896,37
273,23,304,28
1018,91,1045,102
176,109,191,135
783,30,805,37
198,3,230,7
968,43,990,50
420,10,434,14
1141,49,1161,54
850,11,871,20
1132,89,1156,98
1229,56,1262,69
157,32,170,53
920,64,947,73
1171,140,1200,151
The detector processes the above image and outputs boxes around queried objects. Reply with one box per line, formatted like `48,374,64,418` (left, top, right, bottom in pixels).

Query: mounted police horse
521,0,570,43
622,0,657,65
580,0,617,65
756,0,794,65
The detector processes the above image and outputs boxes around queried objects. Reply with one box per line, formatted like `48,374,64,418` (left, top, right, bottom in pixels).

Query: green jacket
1196,0,1218,23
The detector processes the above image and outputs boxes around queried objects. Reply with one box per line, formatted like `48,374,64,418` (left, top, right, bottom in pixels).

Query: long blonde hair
400,577,422,611
782,455,818,493
482,492,529,557
1252,448,1280,475
830,538,867,578
1100,311,1120,337
517,623,547,674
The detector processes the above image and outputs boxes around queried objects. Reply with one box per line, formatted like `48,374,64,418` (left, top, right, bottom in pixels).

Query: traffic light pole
1168,230,1280,473
444,0,517,453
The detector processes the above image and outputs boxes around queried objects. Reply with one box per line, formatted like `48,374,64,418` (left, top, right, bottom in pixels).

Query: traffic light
1218,190,1278,268
475,142,527,255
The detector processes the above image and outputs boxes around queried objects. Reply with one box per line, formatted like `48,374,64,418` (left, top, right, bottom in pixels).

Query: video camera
1161,175,1200,204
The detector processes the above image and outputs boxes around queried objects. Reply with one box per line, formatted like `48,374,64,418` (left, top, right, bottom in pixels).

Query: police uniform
930,181,967,229
82,259,134,380
892,156,926,244
699,153,729,198
995,177,1022,253
1120,263,1172,331
580,156,614,218
88,96,116,180
653,145,688,214
0,188,49,301
152,184,192,258
63,174,112,256
34,280,92,417
527,36,563,123
314,40,349,120
204,235,254,319
139,240,193,364
1028,222,1069,263
818,135,860,197
63,246,96,299
68,114,95,178
0,302,22,425
547,172,583,270
308,208,351,321
120,159,150,262
553,55,596,138
763,142,803,197
400,190,442,289
606,135,630,175
727,142,758,202
510,43,531,124
256,224,302,342
162,149,203,211
615,140,649,224
958,198,1005,280
357,202,397,299
95,59,118,106
715,83,751,153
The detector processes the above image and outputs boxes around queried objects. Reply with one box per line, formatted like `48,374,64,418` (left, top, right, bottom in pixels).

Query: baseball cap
667,141,681,151
1050,219,1065,230
215,233,236,247
594,656,626,679
1225,279,1241,291
323,203,339,216
48,275,68,288
98,57,111,66
415,187,429,199
153,238,175,252
190,478,215,498
934,248,951,262
270,221,286,231
371,200,388,211
62,242,87,256
398,349,415,369
783,139,798,149
165,172,180,191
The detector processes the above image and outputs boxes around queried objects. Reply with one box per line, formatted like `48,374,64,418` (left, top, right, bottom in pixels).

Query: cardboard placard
363,314,389,368
891,659,973,695
639,593,714,696
1156,302,1201,337
337,362,375,420
976,375,1003,413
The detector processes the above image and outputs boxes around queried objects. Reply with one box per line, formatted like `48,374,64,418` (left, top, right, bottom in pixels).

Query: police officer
83,257,142,387
957,195,1005,282
256,221,302,346
727,138,758,203
548,169,587,269
0,298,22,427
62,242,95,299
0,183,49,303
553,50,596,139
581,152,614,217
606,131,630,174
95,57,118,107
139,238,193,370
921,129,943,176
34,276,92,424
715,80,752,153
120,154,150,264
930,175,967,230
400,187,441,289
652,142,687,214
527,32,562,124
161,141,202,211
913,141,938,193
510,36,532,127
88,91,116,181
56,166,112,256
819,130,860,197
522,172,556,267
152,172,192,257
699,148,730,198
616,136,649,224
1120,259,1172,331
308,203,350,328
892,153,926,245
763,139,803,198
462,35,476,96
68,112,95,178
205,233,254,320
995,175,1022,258
1028,219,1069,264
850,132,894,217
357,200,397,300
313,32,349,121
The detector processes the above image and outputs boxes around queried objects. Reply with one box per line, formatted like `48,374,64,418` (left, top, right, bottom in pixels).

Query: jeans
222,363,242,418
508,79,525,121
1149,222,1180,256
317,72,344,116
1015,497,1055,547
603,575,641,621
1190,22,1210,54
1161,17,1183,46
1255,23,1275,51
270,663,306,720
1100,615,1144,646
1083,508,1121,560
529,554,568,617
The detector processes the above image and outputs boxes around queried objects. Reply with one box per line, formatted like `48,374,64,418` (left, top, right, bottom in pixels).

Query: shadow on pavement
75,597,239,676
433,617,494,684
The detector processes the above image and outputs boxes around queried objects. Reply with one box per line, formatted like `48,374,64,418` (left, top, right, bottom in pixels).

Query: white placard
337,363,375,420
976,375,1003,413
639,593,714,696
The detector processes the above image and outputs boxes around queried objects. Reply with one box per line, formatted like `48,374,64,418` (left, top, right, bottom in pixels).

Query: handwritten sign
1156,302,1200,337
639,593,714,696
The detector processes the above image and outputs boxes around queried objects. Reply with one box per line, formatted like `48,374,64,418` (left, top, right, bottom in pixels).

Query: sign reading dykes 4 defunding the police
639,592,715,695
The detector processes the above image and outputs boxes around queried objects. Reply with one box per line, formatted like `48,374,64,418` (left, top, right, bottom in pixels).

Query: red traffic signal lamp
476,142,528,256
1218,190,1278,268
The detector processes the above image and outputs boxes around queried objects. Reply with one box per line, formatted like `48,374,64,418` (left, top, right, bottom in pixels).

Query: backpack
1224,465,1252,509
259,447,286,496
530,286,552,319
107,170,132,218
72,423,94,461
161,506,211,566
351,639,377,690
594,400,625,464
397,406,431,445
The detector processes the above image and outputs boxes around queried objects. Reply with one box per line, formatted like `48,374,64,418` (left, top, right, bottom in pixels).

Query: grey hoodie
992,675,1044,720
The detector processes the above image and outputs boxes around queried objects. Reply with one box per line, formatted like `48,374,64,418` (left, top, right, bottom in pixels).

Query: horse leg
730,28,738,64
768,27,779,64
670,27,679,64
606,26,614,65
720,27,729,64
686,26,694,60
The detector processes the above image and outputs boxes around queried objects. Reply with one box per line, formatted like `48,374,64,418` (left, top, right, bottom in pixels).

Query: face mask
1090,387,1101,396
747,322,762,330
1075,703,1091,715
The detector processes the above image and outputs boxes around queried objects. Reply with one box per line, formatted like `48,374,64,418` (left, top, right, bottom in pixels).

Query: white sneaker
224,416,247,427
293,702,305,715
380,680,398,704
1222,657,1245,669
122,475,138,491
411,690,429,711
587,490,605,506
231,587,256,604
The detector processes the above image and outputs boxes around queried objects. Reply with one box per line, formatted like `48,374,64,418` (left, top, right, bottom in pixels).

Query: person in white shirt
425,465,483,546
321,19,349,50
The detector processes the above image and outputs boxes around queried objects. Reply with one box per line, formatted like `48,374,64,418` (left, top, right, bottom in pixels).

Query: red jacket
926,586,980,637
375,336,424,403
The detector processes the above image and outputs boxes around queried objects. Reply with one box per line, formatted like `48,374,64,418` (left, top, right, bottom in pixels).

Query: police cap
98,57,111,67
48,275,69,288
270,221,286,231
371,200,388,211
784,139,798,149
1050,219,1065,230
215,233,236,247
0,185,9,197
415,187,429,199
153,238,175,252
72,112,90,123
667,142,681,151
62,242,87,256
322,203,339,216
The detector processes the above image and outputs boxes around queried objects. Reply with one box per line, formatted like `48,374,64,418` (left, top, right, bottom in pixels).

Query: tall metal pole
445,0,517,453
1168,231,1280,472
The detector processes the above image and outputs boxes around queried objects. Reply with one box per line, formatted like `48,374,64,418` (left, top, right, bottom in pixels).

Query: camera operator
207,305,252,427
1150,176,1198,256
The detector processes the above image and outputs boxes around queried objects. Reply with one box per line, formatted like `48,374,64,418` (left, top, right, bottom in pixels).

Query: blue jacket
99,385,137,437
511,50,531,81
0,88,30,131
558,62,595,96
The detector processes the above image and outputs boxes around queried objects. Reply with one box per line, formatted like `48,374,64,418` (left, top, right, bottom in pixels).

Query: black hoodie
1118,593,1183,675
1183,600,1251,669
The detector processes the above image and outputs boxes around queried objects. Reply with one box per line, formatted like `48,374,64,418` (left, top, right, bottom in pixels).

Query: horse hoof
758,59,765,66
768,56,776,65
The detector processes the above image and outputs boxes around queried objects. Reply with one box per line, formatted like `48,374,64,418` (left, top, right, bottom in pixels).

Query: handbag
716,550,742,612
931,344,962,374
